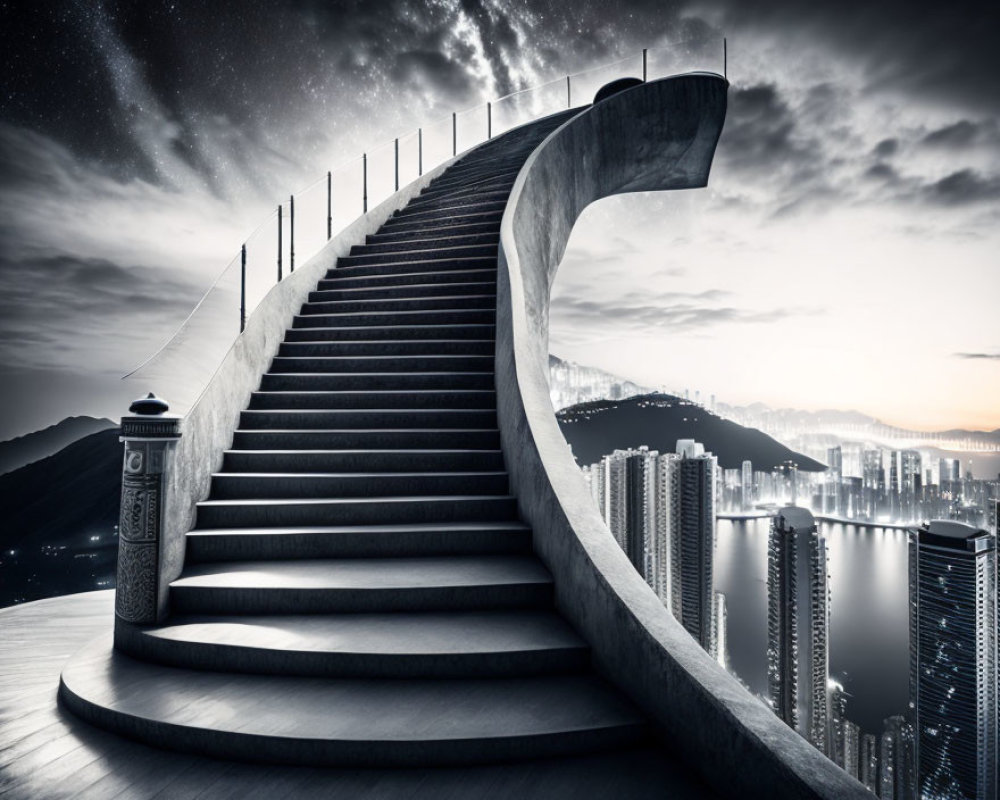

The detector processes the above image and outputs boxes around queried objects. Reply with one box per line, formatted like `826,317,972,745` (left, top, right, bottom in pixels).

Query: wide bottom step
117,608,589,677
60,636,647,767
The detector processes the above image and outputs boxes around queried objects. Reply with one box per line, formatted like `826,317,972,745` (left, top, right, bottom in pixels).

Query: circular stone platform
0,591,712,799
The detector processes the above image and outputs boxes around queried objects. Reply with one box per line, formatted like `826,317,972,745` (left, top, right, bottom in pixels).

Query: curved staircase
60,112,655,767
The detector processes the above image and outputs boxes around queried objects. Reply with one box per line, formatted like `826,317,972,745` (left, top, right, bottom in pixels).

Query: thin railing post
289,194,295,272
418,128,423,176
326,171,332,240
566,75,571,108
643,48,648,82
362,153,368,213
277,204,282,282
452,112,457,156
240,244,246,333
394,138,399,191
487,102,491,140
724,38,727,80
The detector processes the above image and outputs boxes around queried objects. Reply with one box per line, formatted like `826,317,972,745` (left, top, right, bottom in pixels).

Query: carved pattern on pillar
116,441,162,623
115,541,157,622
115,408,179,626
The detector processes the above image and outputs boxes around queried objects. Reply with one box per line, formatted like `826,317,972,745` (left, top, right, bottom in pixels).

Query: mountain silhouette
0,416,116,476
557,393,824,471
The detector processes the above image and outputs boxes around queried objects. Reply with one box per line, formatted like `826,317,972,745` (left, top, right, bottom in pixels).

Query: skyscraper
900,450,921,522
741,459,753,511
909,520,997,800
860,733,879,793
666,440,717,654
604,448,657,582
711,591,728,668
863,449,886,520
826,446,843,515
880,715,916,800
767,507,831,754
890,451,900,520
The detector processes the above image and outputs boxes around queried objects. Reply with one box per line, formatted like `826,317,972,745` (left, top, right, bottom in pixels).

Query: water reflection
715,518,910,734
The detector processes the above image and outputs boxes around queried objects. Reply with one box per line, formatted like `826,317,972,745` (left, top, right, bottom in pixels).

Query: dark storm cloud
922,170,1000,207
715,84,820,179
714,0,1000,113
872,139,898,158
864,163,899,183
921,119,999,149
390,51,474,97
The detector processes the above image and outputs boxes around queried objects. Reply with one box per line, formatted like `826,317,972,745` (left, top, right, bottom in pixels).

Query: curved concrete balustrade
495,73,870,799
149,156,462,621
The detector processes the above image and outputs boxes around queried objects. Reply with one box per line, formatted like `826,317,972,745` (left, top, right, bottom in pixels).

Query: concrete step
169,555,550,613
342,243,497,265
124,609,589,678
275,340,494,358
267,355,494,374
323,256,498,280
209,471,510,500
258,371,495,391
223,448,504,472
292,309,495,328
194,493,517,528
248,389,496,409
231,428,501,450
308,281,496,302
432,160,526,180
239,408,497,430
366,219,501,243
363,231,498,250
415,183,515,207
61,638,646,766
299,295,496,316
403,190,511,214
282,323,495,342
392,199,507,223
378,209,503,234
419,172,518,198
186,521,532,561
316,268,496,291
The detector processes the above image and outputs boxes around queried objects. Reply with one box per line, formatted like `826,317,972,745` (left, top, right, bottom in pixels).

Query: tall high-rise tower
880,714,916,800
909,520,997,800
741,459,753,511
666,440,717,653
862,449,885,520
767,507,831,754
604,448,657,581
826,446,843,515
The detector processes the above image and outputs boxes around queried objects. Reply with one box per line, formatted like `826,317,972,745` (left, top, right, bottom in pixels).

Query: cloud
550,290,807,334
922,169,1000,207
872,139,899,158
0,254,203,372
954,352,1000,360
921,119,999,149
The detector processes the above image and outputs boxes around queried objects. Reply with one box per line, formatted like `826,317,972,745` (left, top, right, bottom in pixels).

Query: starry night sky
0,0,998,437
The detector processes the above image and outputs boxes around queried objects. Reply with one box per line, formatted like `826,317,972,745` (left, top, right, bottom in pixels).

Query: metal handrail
123,36,725,382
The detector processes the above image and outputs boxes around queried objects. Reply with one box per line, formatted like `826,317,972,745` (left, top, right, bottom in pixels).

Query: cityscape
1,0,997,795
560,350,1000,799
579,439,998,798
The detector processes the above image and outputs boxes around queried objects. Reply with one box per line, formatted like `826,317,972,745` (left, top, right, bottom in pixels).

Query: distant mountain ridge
0,428,121,606
557,392,825,471
0,416,116,476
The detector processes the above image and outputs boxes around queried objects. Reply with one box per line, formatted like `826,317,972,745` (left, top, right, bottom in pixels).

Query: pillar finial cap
129,392,169,415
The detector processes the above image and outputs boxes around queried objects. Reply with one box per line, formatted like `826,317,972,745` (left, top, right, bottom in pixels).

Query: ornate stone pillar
115,393,181,625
